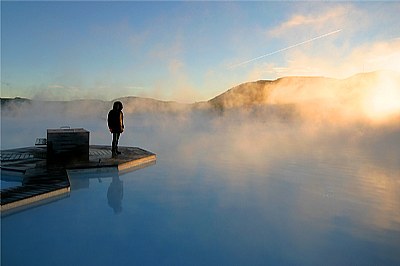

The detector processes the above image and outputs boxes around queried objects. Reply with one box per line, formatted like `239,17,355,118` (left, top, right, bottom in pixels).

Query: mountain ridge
2,71,399,117
207,71,398,110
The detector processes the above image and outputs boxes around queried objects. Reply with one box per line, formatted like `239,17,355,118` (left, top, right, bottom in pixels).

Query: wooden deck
0,145,156,215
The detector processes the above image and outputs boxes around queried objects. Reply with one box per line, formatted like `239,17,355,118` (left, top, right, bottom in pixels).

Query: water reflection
107,174,123,214
68,169,125,214
1,111,400,265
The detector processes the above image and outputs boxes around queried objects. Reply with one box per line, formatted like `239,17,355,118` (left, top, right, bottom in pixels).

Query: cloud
268,5,360,38
285,38,400,78
230,29,342,69
245,2,400,82
361,41,400,71
48,84,65,89
270,13,336,36
153,58,202,104
245,37,400,84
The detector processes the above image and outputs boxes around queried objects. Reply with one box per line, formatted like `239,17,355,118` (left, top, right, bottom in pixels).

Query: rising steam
209,70,400,125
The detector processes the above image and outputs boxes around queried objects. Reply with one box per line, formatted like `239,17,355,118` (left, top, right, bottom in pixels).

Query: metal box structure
47,128,89,162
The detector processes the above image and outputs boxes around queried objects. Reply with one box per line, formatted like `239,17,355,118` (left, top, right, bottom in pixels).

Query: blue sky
1,1,400,102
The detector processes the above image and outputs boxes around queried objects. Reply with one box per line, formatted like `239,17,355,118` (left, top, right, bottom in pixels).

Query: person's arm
108,111,112,132
121,112,125,132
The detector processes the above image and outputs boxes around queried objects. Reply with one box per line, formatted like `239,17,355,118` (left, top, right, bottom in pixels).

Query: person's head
113,101,123,111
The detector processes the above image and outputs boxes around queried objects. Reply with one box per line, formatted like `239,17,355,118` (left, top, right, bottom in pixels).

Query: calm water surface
1,112,400,265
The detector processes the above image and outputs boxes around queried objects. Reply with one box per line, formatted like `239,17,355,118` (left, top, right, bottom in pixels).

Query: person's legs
112,133,121,156
115,133,121,154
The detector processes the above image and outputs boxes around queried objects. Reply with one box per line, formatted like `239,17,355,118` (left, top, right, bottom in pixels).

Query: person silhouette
107,101,124,157
107,174,123,214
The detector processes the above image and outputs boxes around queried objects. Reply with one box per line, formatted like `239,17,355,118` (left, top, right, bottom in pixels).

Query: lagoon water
1,110,400,265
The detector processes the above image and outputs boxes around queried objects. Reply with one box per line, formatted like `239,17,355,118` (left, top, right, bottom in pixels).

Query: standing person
108,101,124,157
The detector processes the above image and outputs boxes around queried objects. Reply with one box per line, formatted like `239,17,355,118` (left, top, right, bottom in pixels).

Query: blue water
1,112,400,265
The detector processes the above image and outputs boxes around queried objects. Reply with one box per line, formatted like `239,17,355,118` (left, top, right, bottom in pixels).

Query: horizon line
1,69,395,103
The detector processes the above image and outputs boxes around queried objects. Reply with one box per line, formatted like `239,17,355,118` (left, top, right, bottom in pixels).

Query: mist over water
1,98,400,265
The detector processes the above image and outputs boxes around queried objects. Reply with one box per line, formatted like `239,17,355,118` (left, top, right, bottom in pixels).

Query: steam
2,4,400,260
2,72,400,147
210,71,400,126
2,86,400,231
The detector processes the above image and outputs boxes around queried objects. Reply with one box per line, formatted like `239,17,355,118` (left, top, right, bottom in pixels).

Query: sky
1,1,400,103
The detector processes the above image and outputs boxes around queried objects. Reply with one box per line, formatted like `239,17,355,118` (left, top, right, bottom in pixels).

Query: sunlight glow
364,75,400,121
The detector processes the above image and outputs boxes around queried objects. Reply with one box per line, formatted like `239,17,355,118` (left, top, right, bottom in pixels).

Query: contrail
229,29,343,69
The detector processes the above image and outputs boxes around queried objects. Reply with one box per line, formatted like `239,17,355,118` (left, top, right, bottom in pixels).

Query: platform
0,145,156,215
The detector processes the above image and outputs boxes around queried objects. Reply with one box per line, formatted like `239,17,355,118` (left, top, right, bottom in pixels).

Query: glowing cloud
229,29,342,69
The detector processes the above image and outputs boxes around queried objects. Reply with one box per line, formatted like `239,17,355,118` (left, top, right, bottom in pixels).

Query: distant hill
205,70,400,122
208,71,397,110
2,71,399,122
1,97,31,106
0,96,189,116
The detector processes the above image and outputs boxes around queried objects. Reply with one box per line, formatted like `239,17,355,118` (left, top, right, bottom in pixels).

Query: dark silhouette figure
107,174,123,214
108,101,124,157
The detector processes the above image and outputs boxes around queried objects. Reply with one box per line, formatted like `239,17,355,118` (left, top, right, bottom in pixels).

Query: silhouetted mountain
207,71,399,111
1,97,31,106
1,71,399,121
